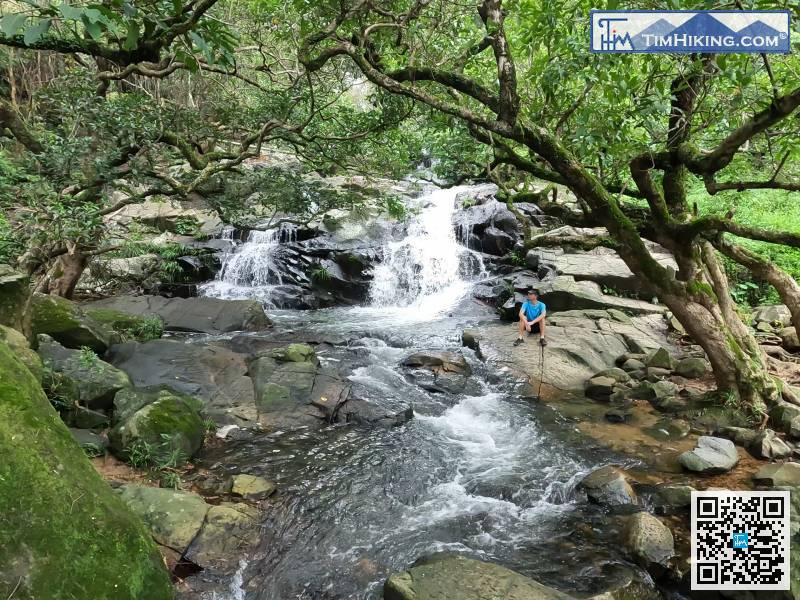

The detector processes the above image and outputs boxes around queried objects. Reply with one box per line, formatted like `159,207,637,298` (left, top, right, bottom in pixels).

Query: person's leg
539,317,547,346
515,318,528,345
528,322,541,336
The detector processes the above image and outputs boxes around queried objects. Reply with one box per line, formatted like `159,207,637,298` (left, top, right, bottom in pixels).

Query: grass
127,435,188,489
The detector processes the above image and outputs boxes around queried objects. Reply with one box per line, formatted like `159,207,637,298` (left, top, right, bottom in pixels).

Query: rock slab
679,436,739,474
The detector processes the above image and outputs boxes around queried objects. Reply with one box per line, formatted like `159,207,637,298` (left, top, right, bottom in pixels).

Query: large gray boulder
38,334,131,409
537,276,665,315
578,465,636,506
383,555,576,600
753,305,792,327
679,436,739,474
624,512,674,569
749,429,792,460
779,327,800,352
401,350,472,394
107,338,257,425
83,295,271,335
555,248,676,295
184,502,260,570
754,462,800,487
770,401,800,438
0,264,30,335
31,293,117,353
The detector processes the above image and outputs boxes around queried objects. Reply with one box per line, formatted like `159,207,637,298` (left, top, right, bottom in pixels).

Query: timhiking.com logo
590,11,791,53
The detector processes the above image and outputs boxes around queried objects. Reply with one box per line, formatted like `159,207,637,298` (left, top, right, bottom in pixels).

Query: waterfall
200,224,296,303
369,185,485,312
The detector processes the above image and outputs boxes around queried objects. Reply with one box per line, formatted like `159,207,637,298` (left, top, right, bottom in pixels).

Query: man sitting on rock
514,289,547,347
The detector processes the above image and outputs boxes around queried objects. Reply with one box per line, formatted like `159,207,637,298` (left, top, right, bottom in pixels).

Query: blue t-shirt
521,300,546,321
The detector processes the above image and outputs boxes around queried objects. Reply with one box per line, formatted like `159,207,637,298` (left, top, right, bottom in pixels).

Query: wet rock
579,465,636,506
117,484,209,553
621,358,646,373
84,295,270,335
780,327,800,352
586,376,617,401
228,474,276,501
402,351,470,373
674,357,709,379
109,389,204,466
749,429,792,460
605,409,632,424
645,367,672,381
85,307,164,342
184,502,260,570
461,329,482,358
38,335,131,409
113,385,200,424
624,512,674,569
653,484,695,512
107,339,256,426
754,462,800,487
31,293,117,353
402,350,471,394
679,436,739,474
383,555,576,600
645,347,675,371
268,342,317,363
718,425,759,446
337,400,414,427
65,405,111,429
480,226,516,255
646,418,690,440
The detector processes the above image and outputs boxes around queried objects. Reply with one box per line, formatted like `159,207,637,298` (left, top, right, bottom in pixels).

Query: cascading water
368,185,485,316
200,224,296,303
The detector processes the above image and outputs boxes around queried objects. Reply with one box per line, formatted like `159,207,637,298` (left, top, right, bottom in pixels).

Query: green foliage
383,196,407,220
310,265,331,282
506,250,525,266
81,442,105,458
127,434,186,489
78,346,101,371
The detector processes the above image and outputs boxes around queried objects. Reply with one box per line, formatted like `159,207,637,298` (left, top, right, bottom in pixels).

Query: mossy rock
109,394,204,466
85,307,164,342
38,335,131,409
113,385,204,424
0,324,42,382
0,264,30,336
0,341,174,599
268,343,317,363
31,293,117,353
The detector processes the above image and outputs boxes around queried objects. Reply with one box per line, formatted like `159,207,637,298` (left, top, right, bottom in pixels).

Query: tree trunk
47,252,88,299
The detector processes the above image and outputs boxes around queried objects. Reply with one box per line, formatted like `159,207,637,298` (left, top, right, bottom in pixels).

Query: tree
0,0,412,295
298,0,800,411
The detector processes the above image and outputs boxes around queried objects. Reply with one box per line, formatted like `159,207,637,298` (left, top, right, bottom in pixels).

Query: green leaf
82,14,102,40
0,13,27,37
58,3,84,21
122,21,138,50
188,30,209,53
23,18,51,45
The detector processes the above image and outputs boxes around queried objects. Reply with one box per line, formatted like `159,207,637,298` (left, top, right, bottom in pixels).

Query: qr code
692,490,790,590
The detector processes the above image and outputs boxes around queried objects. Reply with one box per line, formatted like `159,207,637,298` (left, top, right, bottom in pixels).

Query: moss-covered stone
38,335,131,409
0,324,42,382
85,307,164,342
109,394,204,466
0,341,174,599
0,264,30,336
268,343,317,363
31,293,117,353
114,385,204,424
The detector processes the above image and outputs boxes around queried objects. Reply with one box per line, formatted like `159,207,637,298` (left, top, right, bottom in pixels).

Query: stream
197,185,646,599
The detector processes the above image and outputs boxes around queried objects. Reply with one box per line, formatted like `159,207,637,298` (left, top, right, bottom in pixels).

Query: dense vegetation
1,0,799,413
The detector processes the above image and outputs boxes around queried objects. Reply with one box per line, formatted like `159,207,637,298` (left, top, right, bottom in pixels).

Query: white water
368,185,485,319
200,225,296,303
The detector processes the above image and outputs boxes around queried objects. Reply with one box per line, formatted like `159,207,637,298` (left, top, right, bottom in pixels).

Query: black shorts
525,322,541,334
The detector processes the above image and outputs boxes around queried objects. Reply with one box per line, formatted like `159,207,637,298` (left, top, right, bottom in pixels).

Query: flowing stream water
199,185,642,599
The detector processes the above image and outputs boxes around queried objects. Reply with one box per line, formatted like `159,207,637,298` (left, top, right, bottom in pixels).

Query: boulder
536,276,666,315
0,341,173,598
480,226,516,255
652,484,695,512
779,327,800,352
65,405,111,429
556,248,676,295
31,293,117,353
579,465,636,506
585,376,617,401
268,342,317,363
717,425,759,446
69,428,108,455
749,429,792,460
674,357,708,379
105,199,221,235
113,384,203,424
83,295,271,335
0,324,42,381
753,305,791,327
621,358,646,372
770,401,800,438
605,408,632,424
624,512,674,569
0,264,30,335
401,350,472,394
754,462,800,487
383,555,576,600
38,335,131,409
107,339,257,426
109,389,204,466
645,347,675,370
594,367,631,383
679,436,739,474
228,474,276,500
183,502,260,570
117,485,209,553
85,307,164,342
